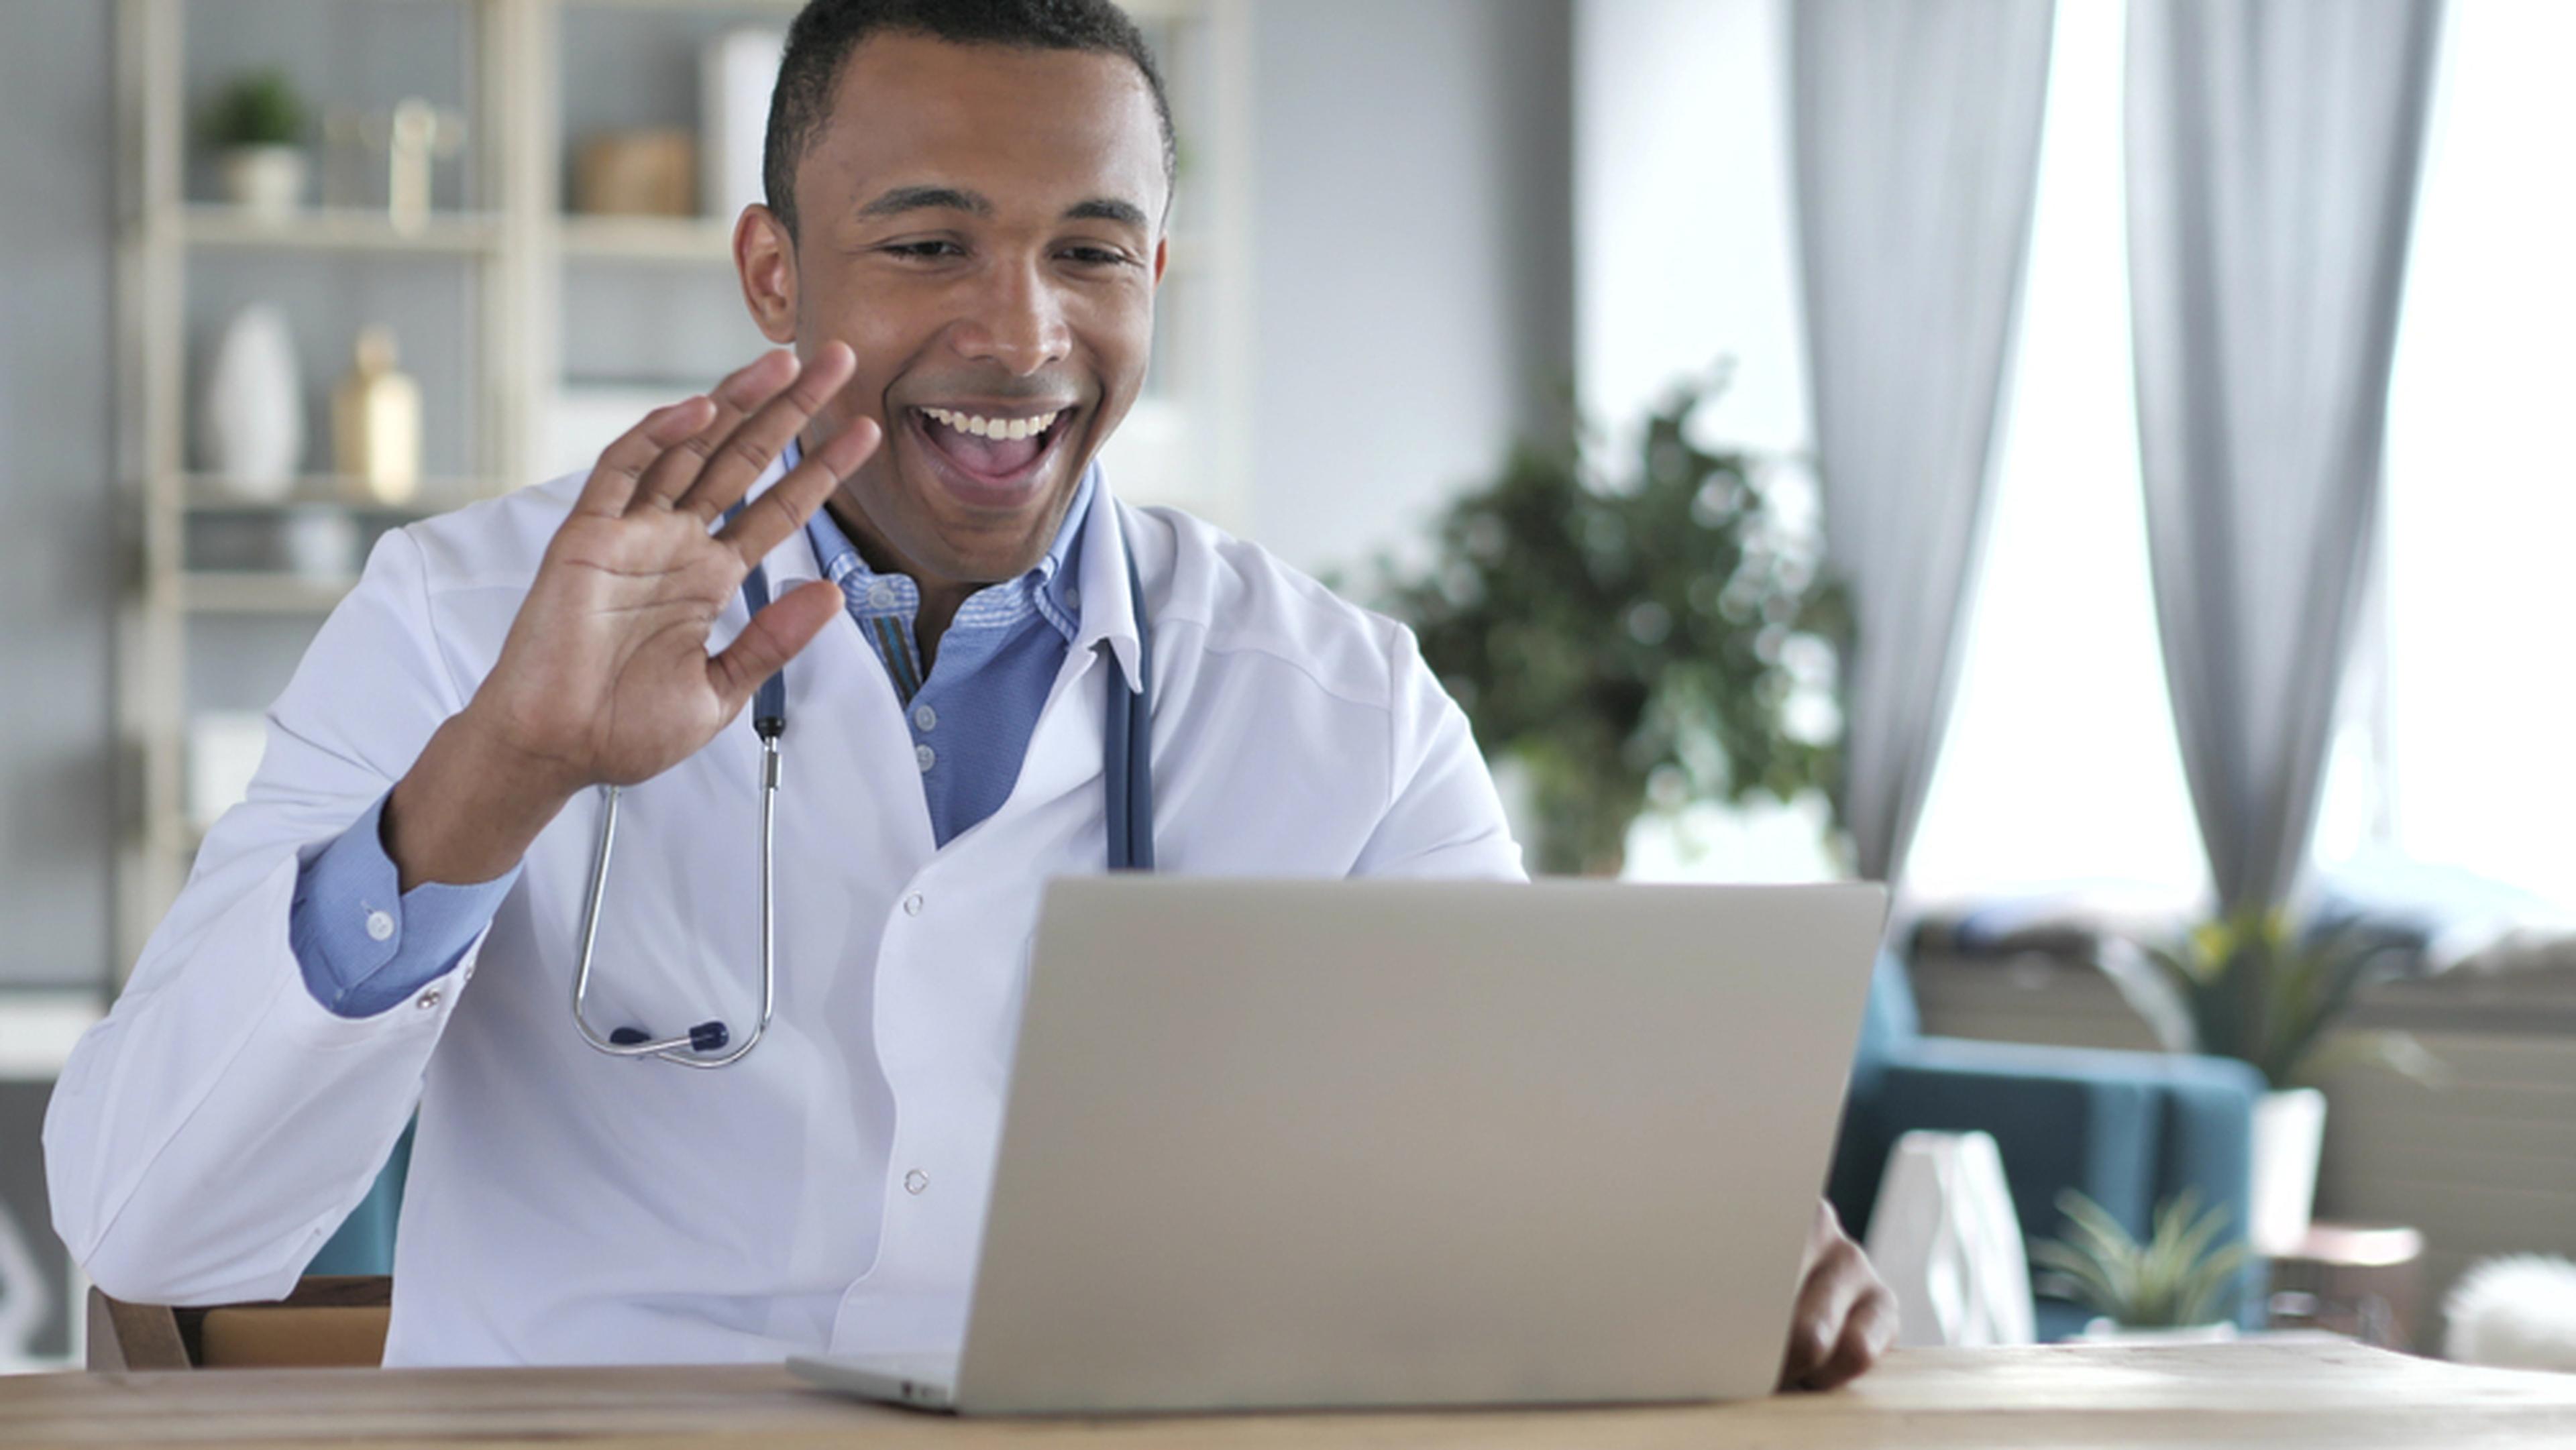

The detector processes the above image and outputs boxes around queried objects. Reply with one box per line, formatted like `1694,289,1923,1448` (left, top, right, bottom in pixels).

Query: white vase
219,145,307,220
2249,1086,2328,1256
1863,1129,2036,1347
201,304,305,501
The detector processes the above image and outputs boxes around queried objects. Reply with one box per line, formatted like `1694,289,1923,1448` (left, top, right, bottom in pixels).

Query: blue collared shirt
285,441,1099,1017
798,437,1096,846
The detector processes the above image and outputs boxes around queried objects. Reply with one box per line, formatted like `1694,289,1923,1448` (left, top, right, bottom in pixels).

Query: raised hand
382,345,881,889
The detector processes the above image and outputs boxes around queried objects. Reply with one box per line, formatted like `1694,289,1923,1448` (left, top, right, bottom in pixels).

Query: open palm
470,345,880,794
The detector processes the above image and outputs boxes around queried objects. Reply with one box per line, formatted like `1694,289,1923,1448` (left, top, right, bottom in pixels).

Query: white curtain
1790,0,2057,885
2127,0,2444,911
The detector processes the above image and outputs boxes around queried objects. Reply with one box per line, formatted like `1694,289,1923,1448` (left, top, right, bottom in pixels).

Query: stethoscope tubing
569,730,780,1069
569,511,1151,1068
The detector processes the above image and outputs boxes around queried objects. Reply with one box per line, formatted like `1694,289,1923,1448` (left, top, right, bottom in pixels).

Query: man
46,0,1891,1387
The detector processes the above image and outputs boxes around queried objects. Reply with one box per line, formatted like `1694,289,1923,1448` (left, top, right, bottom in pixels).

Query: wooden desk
6,1340,2574,1448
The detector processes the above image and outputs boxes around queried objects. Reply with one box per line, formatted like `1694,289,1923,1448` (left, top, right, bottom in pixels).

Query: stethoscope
570,529,1155,1068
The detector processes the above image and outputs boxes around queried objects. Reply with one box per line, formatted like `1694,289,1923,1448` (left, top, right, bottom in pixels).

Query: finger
572,397,714,518
1799,1199,1835,1279
631,349,802,511
675,341,859,521
708,579,843,716
1802,1285,1897,1392
1779,1239,1868,1390
718,413,883,568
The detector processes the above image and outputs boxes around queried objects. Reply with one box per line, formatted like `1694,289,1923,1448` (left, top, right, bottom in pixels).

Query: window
1900,0,2206,908
2317,0,2576,905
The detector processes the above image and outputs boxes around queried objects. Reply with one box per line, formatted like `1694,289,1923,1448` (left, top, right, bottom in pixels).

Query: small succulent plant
2031,1188,2251,1329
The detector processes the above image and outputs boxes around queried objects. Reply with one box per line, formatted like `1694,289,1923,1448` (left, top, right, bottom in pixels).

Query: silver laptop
790,876,1888,1416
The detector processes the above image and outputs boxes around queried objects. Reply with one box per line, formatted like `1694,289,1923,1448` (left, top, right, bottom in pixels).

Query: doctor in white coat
46,0,1890,1389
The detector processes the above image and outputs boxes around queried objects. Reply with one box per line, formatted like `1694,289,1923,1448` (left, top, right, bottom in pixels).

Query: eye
882,239,964,261
1061,245,1136,268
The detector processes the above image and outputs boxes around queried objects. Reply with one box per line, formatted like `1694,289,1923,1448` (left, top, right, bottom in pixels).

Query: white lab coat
44,462,1523,1365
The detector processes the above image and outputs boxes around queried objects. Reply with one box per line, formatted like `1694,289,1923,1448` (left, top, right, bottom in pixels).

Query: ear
735,204,799,345
1151,234,1169,288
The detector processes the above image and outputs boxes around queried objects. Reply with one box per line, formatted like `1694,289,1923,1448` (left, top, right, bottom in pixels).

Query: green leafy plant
2095,910,2445,1091
2031,1188,2250,1329
1358,370,1850,875
201,70,310,150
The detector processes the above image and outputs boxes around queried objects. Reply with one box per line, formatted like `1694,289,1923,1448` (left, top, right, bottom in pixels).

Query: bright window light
2340,0,2576,903
1900,0,2208,909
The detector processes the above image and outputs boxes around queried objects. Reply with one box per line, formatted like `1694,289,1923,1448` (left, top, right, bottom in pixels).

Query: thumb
709,578,842,714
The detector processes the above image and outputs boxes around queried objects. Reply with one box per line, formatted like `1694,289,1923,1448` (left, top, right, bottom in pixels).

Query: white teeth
924,407,1062,440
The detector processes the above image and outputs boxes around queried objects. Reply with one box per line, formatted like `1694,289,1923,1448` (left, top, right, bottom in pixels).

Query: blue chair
1827,952,2265,1339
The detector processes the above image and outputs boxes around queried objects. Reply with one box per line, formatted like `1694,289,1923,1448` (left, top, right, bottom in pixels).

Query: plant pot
2077,1319,2239,1345
2250,1086,2327,1256
219,144,307,219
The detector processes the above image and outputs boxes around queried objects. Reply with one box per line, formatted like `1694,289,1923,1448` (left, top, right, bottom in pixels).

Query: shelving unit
111,0,1253,974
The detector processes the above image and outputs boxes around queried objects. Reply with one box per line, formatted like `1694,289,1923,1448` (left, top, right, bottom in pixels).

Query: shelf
176,474,496,514
180,572,360,615
179,205,504,256
559,213,738,264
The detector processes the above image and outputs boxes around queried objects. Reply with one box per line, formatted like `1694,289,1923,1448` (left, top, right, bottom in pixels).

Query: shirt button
912,704,938,732
904,1169,929,1196
1063,586,1081,612
902,893,924,917
916,743,936,773
364,909,395,942
414,988,441,1011
867,583,896,608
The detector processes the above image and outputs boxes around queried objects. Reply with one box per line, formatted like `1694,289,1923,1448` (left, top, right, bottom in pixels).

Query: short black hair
762,0,1177,243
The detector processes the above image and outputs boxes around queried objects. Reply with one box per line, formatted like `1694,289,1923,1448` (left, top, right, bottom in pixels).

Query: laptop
789,875,1888,1416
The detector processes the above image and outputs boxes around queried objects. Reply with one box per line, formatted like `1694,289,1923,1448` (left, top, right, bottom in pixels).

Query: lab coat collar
742,437,1145,695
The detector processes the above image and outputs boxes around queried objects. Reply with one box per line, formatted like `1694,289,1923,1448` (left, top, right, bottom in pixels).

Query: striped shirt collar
790,434,1096,646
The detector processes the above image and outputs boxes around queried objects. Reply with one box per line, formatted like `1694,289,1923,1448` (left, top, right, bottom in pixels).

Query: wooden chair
87,1276,391,1370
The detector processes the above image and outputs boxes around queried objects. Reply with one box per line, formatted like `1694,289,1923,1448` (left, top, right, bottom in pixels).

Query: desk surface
7,1339,2574,1449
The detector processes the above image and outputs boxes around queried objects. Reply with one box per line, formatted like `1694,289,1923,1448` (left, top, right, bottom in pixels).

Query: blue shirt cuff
288,793,519,1018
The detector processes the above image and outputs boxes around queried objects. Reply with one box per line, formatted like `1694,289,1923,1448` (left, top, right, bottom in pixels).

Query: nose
949,258,1072,376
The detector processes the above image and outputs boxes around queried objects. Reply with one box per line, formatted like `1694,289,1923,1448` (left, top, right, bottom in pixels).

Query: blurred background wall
1,3,119,994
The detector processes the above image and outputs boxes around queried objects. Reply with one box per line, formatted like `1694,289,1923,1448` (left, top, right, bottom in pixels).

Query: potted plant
1358,372,1850,875
2031,1188,2249,1342
2095,911,2445,1254
202,70,312,219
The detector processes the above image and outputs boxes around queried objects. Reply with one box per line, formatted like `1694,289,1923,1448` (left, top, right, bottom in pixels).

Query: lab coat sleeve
44,525,500,1306
1349,622,1529,882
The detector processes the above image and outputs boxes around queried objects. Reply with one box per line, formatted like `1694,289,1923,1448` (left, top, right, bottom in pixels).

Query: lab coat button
902,893,924,917
414,988,441,1011
904,1169,929,1196
364,909,395,942
913,704,937,732
915,744,936,773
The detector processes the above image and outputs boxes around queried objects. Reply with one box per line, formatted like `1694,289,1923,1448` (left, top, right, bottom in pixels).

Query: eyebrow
855,185,992,221
1062,197,1150,230
853,186,1150,231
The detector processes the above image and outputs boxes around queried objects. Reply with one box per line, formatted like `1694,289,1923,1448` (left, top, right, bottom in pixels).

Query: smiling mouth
908,404,1077,499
